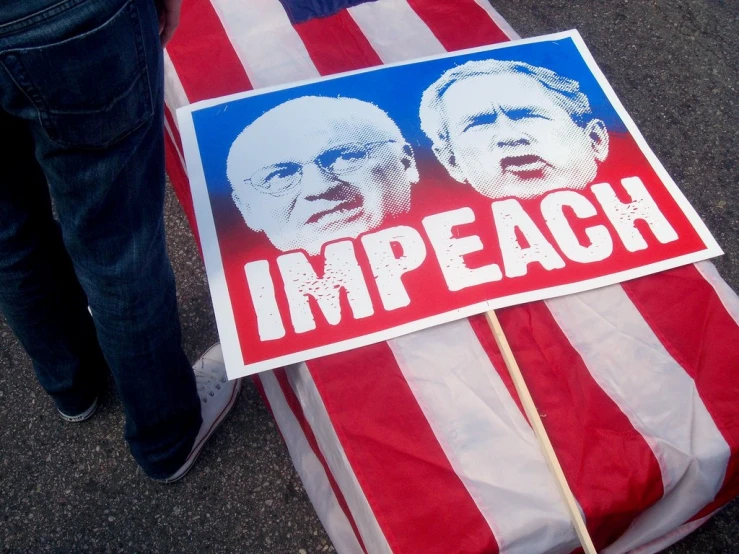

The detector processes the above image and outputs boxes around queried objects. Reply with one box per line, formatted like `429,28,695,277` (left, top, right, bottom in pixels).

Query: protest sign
178,30,722,378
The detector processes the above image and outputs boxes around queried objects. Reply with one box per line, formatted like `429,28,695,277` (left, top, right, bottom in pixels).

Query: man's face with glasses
227,97,418,254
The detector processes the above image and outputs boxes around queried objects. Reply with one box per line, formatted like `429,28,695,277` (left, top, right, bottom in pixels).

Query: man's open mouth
500,154,549,176
306,195,365,228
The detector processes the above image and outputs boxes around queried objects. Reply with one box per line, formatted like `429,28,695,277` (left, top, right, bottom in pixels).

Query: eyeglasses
244,140,399,196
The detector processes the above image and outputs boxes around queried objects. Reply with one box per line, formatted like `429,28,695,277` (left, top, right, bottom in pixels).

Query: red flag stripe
293,9,383,75
388,319,580,551
258,370,368,553
163,106,199,238
271,6,495,551
546,285,729,552
161,3,739,550
165,0,253,102
621,267,739,520
163,119,202,249
469,305,665,550
273,368,368,554
406,0,510,51
307,343,499,554
468,0,521,40
696,261,739,327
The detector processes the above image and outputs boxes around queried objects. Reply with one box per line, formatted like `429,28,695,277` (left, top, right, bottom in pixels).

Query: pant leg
0,110,105,416
0,0,201,479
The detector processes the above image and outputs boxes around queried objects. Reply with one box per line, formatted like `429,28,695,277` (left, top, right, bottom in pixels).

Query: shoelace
194,357,228,403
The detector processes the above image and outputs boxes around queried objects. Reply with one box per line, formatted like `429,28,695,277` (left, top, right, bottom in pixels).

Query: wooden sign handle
485,310,598,554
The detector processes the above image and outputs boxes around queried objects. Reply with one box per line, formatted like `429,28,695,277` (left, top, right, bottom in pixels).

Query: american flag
162,1,739,552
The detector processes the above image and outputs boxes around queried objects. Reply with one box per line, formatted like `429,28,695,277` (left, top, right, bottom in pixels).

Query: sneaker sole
158,377,243,484
58,396,99,423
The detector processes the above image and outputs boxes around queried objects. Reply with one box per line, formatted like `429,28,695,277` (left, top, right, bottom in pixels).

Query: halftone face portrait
180,32,719,376
420,60,609,200
227,96,418,255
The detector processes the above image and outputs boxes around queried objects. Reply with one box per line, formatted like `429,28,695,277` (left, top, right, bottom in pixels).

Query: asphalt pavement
1,1,737,552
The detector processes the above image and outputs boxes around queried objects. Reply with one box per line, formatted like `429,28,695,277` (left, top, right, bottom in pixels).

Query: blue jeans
0,0,201,479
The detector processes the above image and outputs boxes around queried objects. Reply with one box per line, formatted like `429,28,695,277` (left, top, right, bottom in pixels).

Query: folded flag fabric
163,1,739,552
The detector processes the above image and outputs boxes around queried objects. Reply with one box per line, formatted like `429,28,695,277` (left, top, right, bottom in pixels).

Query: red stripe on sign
307,343,499,554
406,0,510,51
273,368,368,554
294,9,383,75
622,268,739,519
166,0,253,101
469,305,664,550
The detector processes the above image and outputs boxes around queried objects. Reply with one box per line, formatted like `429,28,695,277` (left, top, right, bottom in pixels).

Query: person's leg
0,0,203,478
0,110,105,418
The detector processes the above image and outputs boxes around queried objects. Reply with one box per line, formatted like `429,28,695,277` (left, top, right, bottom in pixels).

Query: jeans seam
0,57,49,129
0,0,155,150
129,0,155,129
0,0,89,37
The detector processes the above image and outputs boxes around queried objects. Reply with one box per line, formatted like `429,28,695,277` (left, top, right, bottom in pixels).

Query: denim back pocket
1,0,153,149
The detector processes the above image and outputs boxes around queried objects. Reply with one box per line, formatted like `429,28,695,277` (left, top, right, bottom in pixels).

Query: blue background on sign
192,36,628,197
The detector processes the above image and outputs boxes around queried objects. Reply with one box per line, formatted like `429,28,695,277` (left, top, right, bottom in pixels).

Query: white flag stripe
209,0,320,89
545,286,730,554
163,3,737,551
629,511,716,554
193,3,376,549
695,261,739,327
162,51,188,172
162,49,190,119
348,0,446,63
470,0,521,40
259,373,365,554
286,363,393,554
388,320,580,554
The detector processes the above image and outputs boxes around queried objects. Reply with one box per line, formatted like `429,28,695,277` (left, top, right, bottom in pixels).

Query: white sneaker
159,343,242,483
57,396,99,422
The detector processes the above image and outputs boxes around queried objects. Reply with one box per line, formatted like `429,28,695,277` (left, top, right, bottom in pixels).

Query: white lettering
361,226,426,311
423,208,502,291
592,177,678,252
244,260,286,341
541,191,613,263
493,199,566,278
277,242,374,333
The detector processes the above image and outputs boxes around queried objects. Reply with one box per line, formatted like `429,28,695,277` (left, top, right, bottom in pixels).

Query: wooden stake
485,310,597,554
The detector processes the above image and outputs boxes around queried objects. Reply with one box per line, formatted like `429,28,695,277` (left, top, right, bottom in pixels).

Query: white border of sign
177,30,722,379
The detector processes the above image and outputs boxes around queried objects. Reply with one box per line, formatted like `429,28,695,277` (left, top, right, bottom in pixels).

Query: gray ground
1,1,737,552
